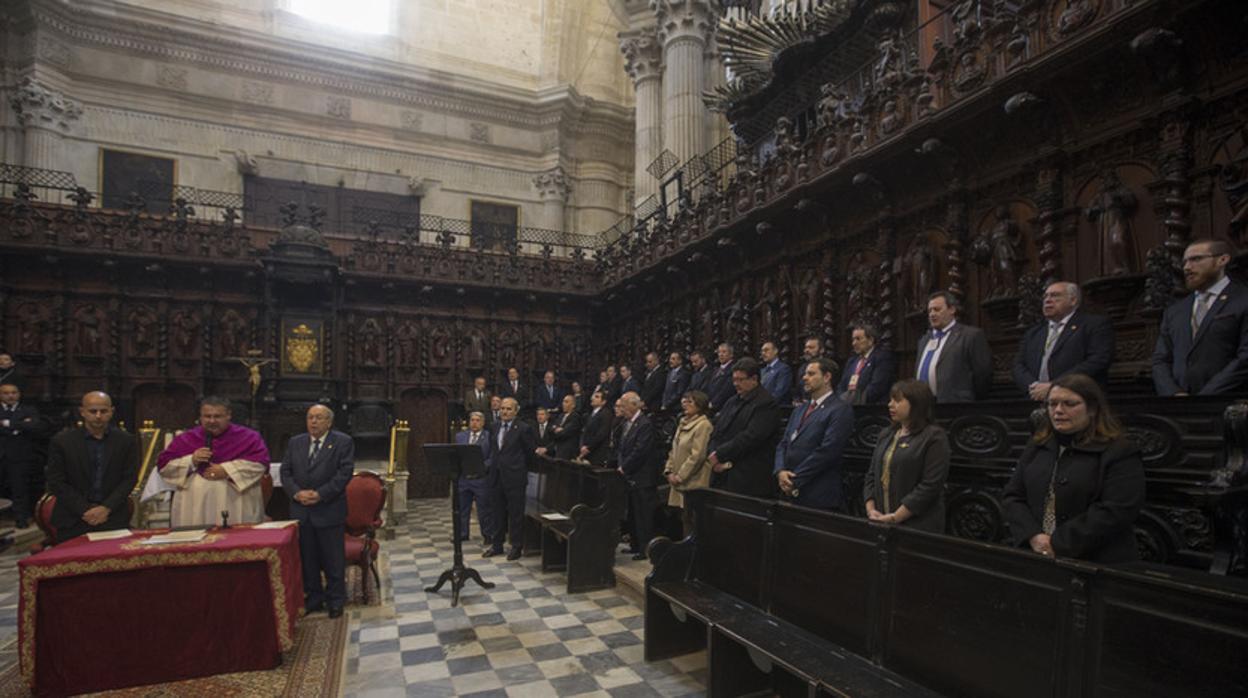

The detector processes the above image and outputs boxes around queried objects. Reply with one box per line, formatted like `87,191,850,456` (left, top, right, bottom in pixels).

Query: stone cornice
19,0,633,134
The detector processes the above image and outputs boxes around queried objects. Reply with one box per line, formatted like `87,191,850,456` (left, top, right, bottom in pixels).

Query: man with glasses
1153,239,1248,395
1012,282,1114,400
707,358,782,498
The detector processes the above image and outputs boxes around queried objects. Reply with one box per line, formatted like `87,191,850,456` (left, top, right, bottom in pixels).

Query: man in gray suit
464,376,493,426
281,404,356,618
915,291,993,402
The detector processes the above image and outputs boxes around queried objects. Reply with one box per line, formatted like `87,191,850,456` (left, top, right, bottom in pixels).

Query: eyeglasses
1183,253,1222,264
1046,399,1085,410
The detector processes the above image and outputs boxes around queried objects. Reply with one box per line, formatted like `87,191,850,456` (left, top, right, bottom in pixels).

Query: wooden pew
841,396,1242,570
646,488,1248,697
523,456,627,593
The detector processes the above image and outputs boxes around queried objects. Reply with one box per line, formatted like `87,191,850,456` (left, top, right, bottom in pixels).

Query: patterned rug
0,612,348,698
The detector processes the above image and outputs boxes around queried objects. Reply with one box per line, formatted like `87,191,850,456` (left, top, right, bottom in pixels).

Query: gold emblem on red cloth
286,324,318,373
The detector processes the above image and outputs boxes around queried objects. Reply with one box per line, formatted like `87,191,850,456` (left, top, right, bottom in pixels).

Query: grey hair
308,404,335,421
468,411,485,420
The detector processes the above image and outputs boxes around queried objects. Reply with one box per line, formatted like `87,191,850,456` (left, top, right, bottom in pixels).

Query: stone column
654,0,717,170
532,166,571,233
8,77,82,171
704,32,730,159
620,29,664,207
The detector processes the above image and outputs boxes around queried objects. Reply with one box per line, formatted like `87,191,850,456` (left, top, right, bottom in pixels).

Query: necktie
917,329,945,384
470,432,478,445
498,422,508,449
548,385,554,398
621,419,633,439
854,357,866,377
1042,455,1061,535
1037,322,1064,383
512,381,518,393
309,438,322,459
476,390,481,401
797,400,817,429
1191,292,1211,335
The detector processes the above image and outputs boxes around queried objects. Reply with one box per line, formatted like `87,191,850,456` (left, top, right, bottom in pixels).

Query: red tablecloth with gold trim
18,525,303,695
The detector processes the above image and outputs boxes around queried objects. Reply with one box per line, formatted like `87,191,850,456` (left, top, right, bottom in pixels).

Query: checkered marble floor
343,498,707,698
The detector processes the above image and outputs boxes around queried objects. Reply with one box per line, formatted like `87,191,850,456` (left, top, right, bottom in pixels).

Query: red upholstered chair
32,493,59,551
260,472,274,507
344,472,387,604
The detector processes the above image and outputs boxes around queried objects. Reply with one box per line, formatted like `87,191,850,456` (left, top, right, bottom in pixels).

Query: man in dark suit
915,291,993,402
688,351,712,394
759,341,793,402
281,404,356,617
707,343,737,411
838,324,896,404
776,358,854,511
534,371,564,413
615,392,659,560
708,358,782,498
464,376,493,425
486,397,535,560
454,412,494,546
661,351,691,413
1153,239,1248,395
640,352,664,412
499,367,529,411
550,395,583,460
0,382,41,528
0,353,20,391
619,364,642,396
605,366,623,406
533,408,556,454
45,391,139,541
1013,282,1114,400
488,395,503,425
579,390,612,465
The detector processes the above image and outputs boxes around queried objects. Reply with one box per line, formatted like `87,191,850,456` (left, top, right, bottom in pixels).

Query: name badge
926,339,941,352
847,374,860,390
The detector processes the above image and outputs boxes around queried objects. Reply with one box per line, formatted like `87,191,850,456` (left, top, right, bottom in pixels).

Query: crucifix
225,348,278,426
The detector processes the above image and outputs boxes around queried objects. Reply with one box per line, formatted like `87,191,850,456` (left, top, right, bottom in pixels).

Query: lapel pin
1221,294,1228,301
1070,325,1077,331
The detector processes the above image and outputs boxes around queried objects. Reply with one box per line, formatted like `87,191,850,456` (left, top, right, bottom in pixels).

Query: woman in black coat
863,379,951,533
1003,373,1145,563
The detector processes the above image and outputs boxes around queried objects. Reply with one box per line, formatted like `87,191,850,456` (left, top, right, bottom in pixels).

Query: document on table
540,513,570,521
140,530,207,545
86,529,133,541
253,520,299,529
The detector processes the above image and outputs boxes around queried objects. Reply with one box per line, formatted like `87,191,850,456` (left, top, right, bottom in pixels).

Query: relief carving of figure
798,268,821,335
219,310,248,357
722,283,747,346
397,322,418,366
129,307,157,357
753,277,778,342
973,206,1022,298
430,326,451,365
846,251,874,323
1058,0,1097,37
74,305,104,356
18,303,47,354
360,319,383,366
498,328,521,370
879,99,902,136
907,239,937,312
465,328,486,365
171,311,200,357
1086,170,1137,277
695,296,716,350
816,84,845,130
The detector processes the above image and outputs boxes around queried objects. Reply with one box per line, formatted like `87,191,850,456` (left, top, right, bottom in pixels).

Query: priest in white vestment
157,396,271,527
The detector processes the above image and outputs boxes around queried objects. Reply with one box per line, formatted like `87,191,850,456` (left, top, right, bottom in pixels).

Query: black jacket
1012,310,1114,392
46,426,140,534
1152,280,1248,395
281,430,356,527
708,386,781,498
491,419,536,489
0,402,42,464
707,362,736,410
1003,436,1145,563
580,406,612,465
640,367,665,411
550,410,583,460
616,413,659,488
862,424,950,533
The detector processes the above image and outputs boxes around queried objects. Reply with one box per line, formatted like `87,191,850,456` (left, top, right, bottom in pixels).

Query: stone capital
9,77,82,133
533,167,572,202
651,0,718,47
619,30,664,84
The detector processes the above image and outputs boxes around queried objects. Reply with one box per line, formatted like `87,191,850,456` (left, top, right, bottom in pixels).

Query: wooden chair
344,472,387,604
31,493,59,551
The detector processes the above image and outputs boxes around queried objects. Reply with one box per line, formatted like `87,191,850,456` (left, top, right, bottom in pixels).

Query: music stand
422,443,495,606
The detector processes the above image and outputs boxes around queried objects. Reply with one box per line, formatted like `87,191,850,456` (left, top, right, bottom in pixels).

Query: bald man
282,404,356,617
45,392,140,541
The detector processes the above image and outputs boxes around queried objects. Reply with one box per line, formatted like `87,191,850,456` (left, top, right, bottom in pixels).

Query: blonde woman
664,390,713,537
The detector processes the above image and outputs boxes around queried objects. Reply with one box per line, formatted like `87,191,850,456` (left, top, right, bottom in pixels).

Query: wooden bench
523,456,627,593
645,488,1248,697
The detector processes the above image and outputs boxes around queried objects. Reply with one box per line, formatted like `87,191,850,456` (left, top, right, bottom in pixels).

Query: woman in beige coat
664,390,713,537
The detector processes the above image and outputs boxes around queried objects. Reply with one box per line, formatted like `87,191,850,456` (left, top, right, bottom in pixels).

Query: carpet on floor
0,612,348,698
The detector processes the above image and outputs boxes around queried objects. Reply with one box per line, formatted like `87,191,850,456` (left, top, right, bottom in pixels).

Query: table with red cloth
18,525,303,695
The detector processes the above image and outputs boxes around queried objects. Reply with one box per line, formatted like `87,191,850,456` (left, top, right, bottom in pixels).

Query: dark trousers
458,477,494,542
628,486,657,554
0,454,30,520
490,481,525,553
298,522,347,610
